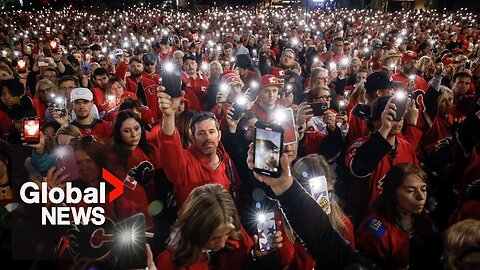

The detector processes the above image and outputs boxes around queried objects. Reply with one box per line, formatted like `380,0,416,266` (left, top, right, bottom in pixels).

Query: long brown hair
168,184,243,266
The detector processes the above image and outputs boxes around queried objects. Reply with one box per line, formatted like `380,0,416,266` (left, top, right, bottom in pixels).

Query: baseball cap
183,53,196,62
129,55,143,64
364,71,393,96
222,71,245,87
270,67,286,78
70,87,93,102
112,48,124,57
260,74,283,88
120,92,138,102
236,54,252,69
401,50,418,63
371,38,383,49
143,52,157,66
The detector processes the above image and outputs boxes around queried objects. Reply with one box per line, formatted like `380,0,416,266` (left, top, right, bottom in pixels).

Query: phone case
112,213,147,270
253,121,284,178
257,212,276,252
55,146,79,182
391,96,409,121
310,102,329,116
272,108,297,145
162,72,182,97
231,101,247,120
23,118,40,144
309,176,331,214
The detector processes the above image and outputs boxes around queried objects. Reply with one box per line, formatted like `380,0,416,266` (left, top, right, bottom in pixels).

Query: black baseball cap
364,71,394,97
183,53,196,62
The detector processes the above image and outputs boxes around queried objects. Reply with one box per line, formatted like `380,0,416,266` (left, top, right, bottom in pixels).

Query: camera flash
257,213,266,223
394,91,407,100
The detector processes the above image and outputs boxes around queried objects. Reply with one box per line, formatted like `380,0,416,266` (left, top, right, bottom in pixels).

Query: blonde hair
416,56,432,73
168,184,242,266
56,124,82,138
444,219,480,270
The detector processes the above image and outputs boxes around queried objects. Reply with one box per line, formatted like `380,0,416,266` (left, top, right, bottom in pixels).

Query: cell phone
161,71,182,98
390,92,410,121
272,108,297,145
23,117,40,144
309,102,329,116
253,121,284,178
231,95,248,120
81,61,91,76
309,176,331,214
54,145,79,182
26,45,32,54
465,60,472,70
17,59,27,73
112,213,147,270
38,61,49,67
257,212,276,252
51,96,67,117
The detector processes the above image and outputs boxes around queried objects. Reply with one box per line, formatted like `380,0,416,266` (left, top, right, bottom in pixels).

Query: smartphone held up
253,121,284,178
256,211,276,252
23,117,41,144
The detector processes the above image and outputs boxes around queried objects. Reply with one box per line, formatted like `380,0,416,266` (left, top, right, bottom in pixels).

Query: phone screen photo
23,118,40,144
257,212,276,252
51,96,67,117
253,121,283,178
112,213,147,270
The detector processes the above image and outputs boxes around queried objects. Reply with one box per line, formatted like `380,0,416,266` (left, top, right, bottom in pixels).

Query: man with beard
157,89,240,208
61,88,112,144
392,51,429,92
143,52,160,82
125,56,161,120
91,67,109,107
345,95,418,224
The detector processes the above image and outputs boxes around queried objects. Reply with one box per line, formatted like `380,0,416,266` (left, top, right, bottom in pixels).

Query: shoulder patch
351,140,365,148
365,218,387,239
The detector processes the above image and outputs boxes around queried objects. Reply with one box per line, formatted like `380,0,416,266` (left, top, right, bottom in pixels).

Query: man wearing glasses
143,52,160,82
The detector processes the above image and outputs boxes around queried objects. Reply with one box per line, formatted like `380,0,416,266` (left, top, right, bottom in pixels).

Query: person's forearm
161,114,175,136
350,132,392,177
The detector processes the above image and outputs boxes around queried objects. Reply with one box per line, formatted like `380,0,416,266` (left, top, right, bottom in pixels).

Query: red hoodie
157,129,240,208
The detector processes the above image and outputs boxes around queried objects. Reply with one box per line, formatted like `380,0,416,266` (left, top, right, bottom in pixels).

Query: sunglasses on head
67,135,99,146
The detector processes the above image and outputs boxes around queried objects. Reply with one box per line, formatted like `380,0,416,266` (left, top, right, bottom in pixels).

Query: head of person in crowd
112,110,152,166
172,50,185,67
381,48,403,70
371,38,386,59
348,57,362,76
367,95,405,135
236,111,258,143
42,67,59,85
182,53,197,77
416,56,435,76
70,87,94,121
292,154,351,242
443,219,480,270
280,48,296,69
58,75,79,101
105,77,126,105
451,71,472,97
67,135,109,186
35,78,57,105
372,163,428,223
235,54,252,77
257,74,283,110
190,112,221,158
307,85,332,106
331,36,344,55
41,121,61,153
401,50,419,76
165,183,243,266
435,86,454,117
418,41,433,57
343,41,352,56
129,56,144,78
209,61,223,80
310,67,329,88
364,71,394,102
0,66,13,81
356,67,368,85
55,124,82,146
0,78,25,109
143,52,157,75
93,67,109,91
223,42,234,60
221,71,244,103
176,110,198,149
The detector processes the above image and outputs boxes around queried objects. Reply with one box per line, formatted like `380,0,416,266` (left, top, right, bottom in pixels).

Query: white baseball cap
70,88,93,102
112,48,124,57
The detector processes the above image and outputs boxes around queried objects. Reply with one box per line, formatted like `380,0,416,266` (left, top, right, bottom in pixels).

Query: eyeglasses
38,87,53,93
316,95,332,101
456,241,480,262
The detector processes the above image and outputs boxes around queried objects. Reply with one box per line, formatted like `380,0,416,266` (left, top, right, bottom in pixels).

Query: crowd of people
0,3,479,270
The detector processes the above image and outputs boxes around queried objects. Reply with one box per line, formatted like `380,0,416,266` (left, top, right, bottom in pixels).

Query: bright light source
273,110,286,123
236,96,248,106
163,61,175,73
54,146,68,159
309,177,325,193
394,91,407,100
257,213,266,223
340,57,349,67
250,81,259,89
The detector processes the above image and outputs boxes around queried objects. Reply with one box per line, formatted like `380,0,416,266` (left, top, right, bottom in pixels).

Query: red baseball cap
401,51,418,63
260,74,283,88
121,92,138,102
270,67,286,78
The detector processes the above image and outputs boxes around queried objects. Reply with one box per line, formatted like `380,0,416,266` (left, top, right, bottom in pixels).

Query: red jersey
418,115,455,161
157,129,240,208
345,134,418,206
71,118,112,144
356,214,410,269
91,87,105,108
125,74,161,120
32,98,47,123
181,72,210,111
347,104,370,146
114,62,128,82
